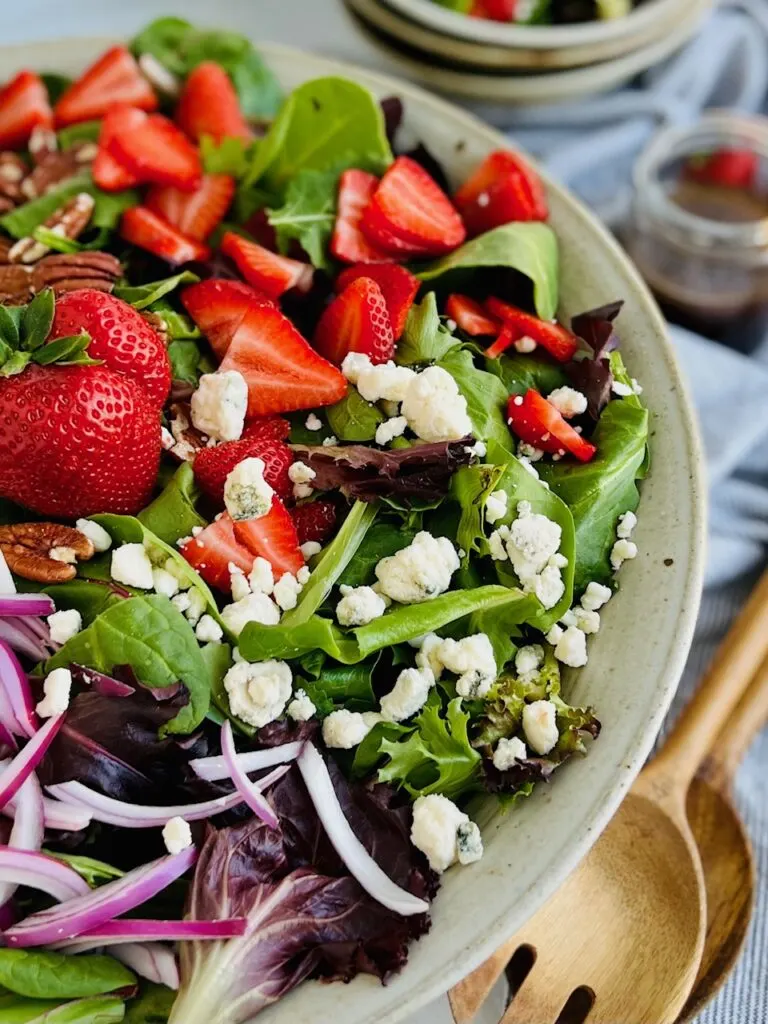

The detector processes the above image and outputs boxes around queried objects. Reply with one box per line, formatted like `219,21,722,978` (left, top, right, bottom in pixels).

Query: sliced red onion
0,899,16,929
0,770,44,905
3,794,92,832
0,619,48,669
190,740,302,782
220,721,280,829
112,943,180,990
0,682,22,740
0,594,55,617
3,846,198,948
51,917,248,950
0,714,64,809
0,848,90,903
297,743,429,918
0,720,17,754
0,640,39,737
46,766,289,828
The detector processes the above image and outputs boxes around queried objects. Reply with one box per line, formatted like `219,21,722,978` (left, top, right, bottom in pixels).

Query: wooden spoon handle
448,937,519,1023
698,649,768,793
644,568,768,799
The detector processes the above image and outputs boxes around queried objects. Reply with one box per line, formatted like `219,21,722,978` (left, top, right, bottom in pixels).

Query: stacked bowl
342,0,715,103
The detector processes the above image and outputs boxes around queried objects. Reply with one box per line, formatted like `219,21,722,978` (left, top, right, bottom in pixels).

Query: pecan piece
22,141,97,200
0,523,95,584
0,152,29,207
9,192,95,264
140,310,169,345
32,251,121,296
167,402,210,462
28,125,58,164
0,264,33,304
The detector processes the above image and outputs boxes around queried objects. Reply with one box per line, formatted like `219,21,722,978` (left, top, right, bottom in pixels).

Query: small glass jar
624,112,768,354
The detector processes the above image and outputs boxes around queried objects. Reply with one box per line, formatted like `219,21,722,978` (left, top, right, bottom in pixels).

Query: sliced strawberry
54,46,157,127
120,207,211,265
175,61,251,144
335,263,419,340
445,294,501,337
220,231,314,299
314,277,394,366
179,514,255,593
507,390,596,463
193,437,293,506
0,71,52,151
330,169,390,265
233,497,305,579
291,500,338,546
146,174,235,242
220,299,347,417
684,149,759,190
454,150,548,236
108,113,202,190
473,0,516,21
241,416,291,442
361,156,466,258
485,298,578,362
92,104,145,192
182,278,271,360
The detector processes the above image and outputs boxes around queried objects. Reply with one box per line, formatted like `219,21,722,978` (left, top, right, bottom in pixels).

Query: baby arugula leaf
113,271,200,311
267,167,338,271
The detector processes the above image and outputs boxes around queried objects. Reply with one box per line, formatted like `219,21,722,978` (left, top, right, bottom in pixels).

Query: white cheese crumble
400,365,472,442
611,538,638,570
493,736,528,771
375,531,459,604
518,442,544,462
514,335,537,354
287,688,316,722
410,794,478,873
342,353,416,403
305,413,323,431
288,461,316,485
249,557,274,595
581,581,612,612
522,700,559,756
49,546,77,564
611,380,634,398
484,490,508,524
515,644,544,679
300,541,322,560
617,511,637,538
195,615,223,644
322,435,338,447
380,666,434,722
162,816,192,855
336,585,387,627
322,708,379,749
111,544,154,590
573,607,600,634
494,502,565,610
183,589,206,626
152,568,179,599
223,659,293,728
438,633,497,699
171,592,191,615
548,386,587,419
554,625,588,668
224,458,274,521
221,592,280,636
75,519,112,553
456,821,484,865
190,371,248,442
273,572,303,612
36,667,72,718
415,633,445,680
375,415,408,446
47,609,82,646
230,570,251,602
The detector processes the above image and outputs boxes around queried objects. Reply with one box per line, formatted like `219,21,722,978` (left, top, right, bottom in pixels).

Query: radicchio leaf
566,356,613,421
290,439,474,505
565,301,624,419
380,96,403,149
571,301,623,360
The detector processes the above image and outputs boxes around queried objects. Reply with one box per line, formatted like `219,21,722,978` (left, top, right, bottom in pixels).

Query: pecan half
21,141,97,200
32,251,121,295
0,523,95,583
0,152,29,208
0,264,33,303
28,125,58,164
9,192,95,264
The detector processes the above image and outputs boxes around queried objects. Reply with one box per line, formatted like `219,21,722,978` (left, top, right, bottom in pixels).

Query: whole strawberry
194,437,293,506
50,289,172,408
0,363,161,518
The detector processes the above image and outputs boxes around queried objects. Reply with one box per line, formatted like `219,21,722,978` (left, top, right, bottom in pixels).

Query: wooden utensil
449,570,768,1024
677,651,768,1021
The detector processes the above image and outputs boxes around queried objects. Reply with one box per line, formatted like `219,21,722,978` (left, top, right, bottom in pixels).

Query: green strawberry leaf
33,334,93,366
0,351,31,377
21,289,55,351
0,305,20,347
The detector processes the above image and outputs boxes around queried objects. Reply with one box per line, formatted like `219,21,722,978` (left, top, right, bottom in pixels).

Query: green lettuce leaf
0,174,138,239
113,272,199,311
0,950,134,1002
485,349,569,397
149,299,201,341
267,167,338,270
124,983,176,1023
40,580,125,627
57,120,101,148
0,994,126,1023
138,464,207,546
337,521,417,588
43,851,123,887
396,293,460,366
417,223,560,321
325,387,383,442
438,347,510,450
200,136,254,177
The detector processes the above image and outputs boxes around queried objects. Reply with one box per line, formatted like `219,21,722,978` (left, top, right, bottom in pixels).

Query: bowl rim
382,0,693,49
0,33,707,1023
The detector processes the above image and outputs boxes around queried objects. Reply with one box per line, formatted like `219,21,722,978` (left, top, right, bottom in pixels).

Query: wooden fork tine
501,975,573,1024
448,938,520,1023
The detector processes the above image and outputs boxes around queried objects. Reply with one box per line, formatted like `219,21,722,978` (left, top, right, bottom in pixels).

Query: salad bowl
0,32,705,1024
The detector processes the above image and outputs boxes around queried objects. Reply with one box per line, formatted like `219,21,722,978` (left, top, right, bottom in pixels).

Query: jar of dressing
625,113,768,354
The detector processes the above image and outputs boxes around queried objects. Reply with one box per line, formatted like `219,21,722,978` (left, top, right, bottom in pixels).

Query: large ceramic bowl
0,36,706,1024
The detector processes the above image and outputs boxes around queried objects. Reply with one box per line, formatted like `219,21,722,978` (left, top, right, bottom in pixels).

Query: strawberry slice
684,149,759,190
221,231,314,298
92,104,145,192
175,61,251,144
314,277,394,366
445,294,501,337
193,437,293,506
182,278,272,360
361,156,466,258
330,169,390,265
54,46,158,127
220,298,347,417
120,207,211,265
108,113,202,190
233,497,305,579
146,174,235,242
485,298,578,362
179,513,255,593
241,416,291,442
291,499,338,546
0,71,52,150
335,263,419,340
507,390,596,463
473,0,516,21
454,150,548,236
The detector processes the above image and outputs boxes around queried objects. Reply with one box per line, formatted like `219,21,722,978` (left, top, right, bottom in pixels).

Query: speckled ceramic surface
1,37,706,1024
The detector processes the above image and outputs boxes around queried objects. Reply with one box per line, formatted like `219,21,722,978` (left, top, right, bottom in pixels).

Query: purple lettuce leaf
565,301,624,420
566,356,613,421
570,301,623,361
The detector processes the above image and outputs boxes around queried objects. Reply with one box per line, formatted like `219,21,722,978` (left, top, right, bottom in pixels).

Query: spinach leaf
337,521,417,588
43,851,123,887
44,595,211,734
325,388,383,442
267,168,338,271
0,950,134,1001
485,350,568,397
396,293,460,366
201,640,237,731
124,983,175,1023
245,77,392,190
539,400,649,592
57,121,101,148
431,0,473,9
450,464,504,564
0,993,126,1023
438,347,510,450
42,580,126,627
138,465,207,546
0,175,137,240
113,272,199,312
302,659,377,713
149,299,201,341
166,340,205,386
418,223,560,321
41,73,73,106
200,136,253,178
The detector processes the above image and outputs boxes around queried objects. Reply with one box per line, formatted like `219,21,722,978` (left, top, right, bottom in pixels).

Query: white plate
2,36,706,1024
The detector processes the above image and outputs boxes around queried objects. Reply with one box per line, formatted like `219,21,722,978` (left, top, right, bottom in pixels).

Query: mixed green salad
0,16,648,1024
430,0,638,25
